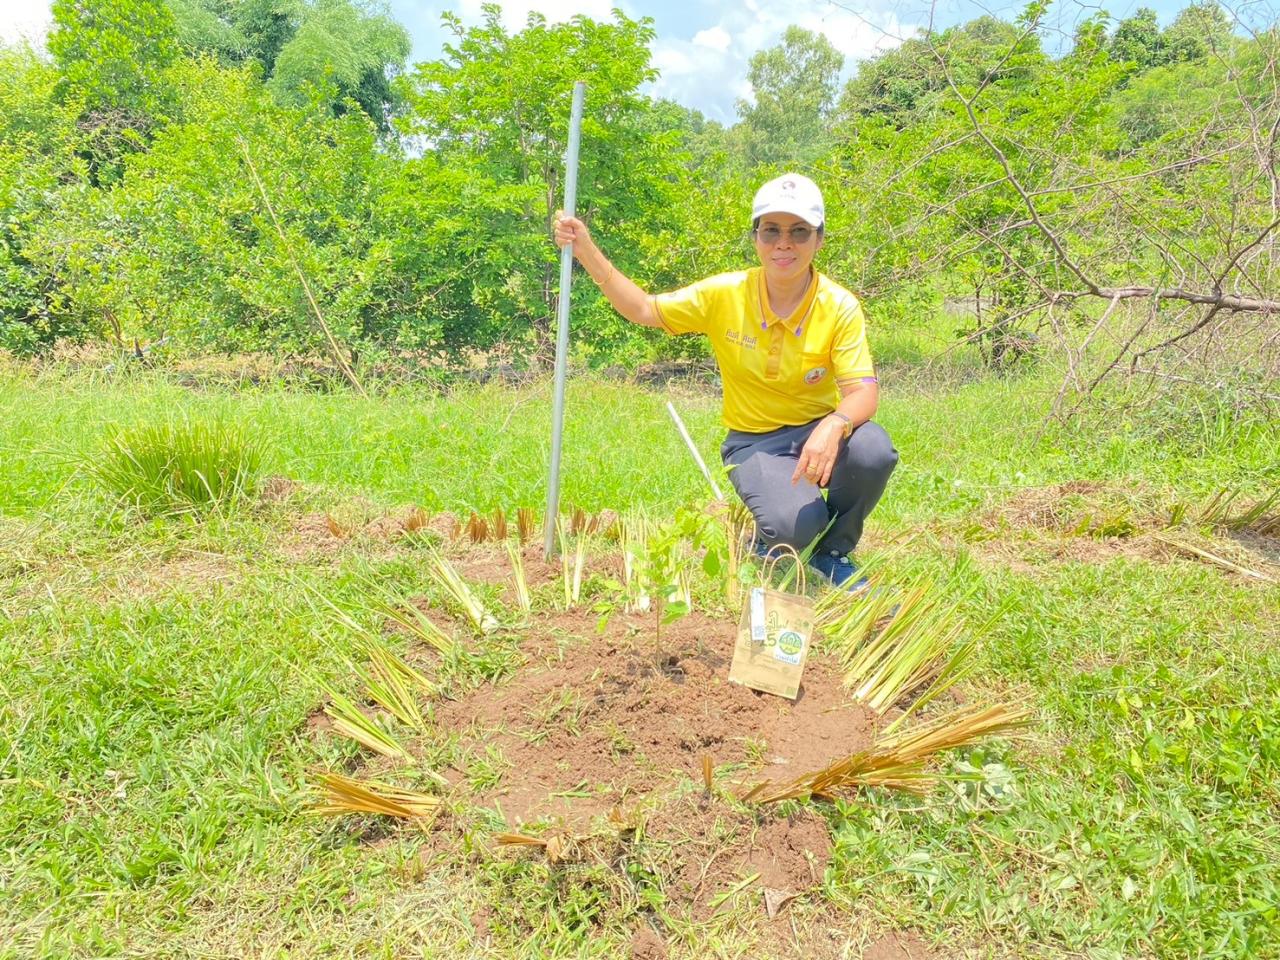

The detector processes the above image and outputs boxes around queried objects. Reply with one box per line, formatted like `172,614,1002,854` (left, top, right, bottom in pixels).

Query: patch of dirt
434,609,877,825
456,541,557,589
1221,529,1280,574
967,530,1167,574
280,513,348,561
470,904,494,942
107,552,239,599
984,481,1109,531
861,931,939,960
257,475,300,503
279,507,449,562
629,924,667,960
306,706,332,733
306,535,1013,954
746,812,831,891
426,510,460,541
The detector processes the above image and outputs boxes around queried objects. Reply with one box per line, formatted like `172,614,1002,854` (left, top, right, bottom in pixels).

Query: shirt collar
755,267,820,335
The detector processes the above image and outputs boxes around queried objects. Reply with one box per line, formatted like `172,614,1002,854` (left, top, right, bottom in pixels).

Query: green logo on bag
776,630,804,657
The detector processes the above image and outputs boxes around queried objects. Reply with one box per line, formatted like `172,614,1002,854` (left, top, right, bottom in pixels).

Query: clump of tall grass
91,418,263,514
425,545,499,634
818,571,978,726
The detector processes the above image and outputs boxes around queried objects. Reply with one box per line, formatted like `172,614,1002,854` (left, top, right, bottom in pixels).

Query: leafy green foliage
0,1,1276,383
169,0,302,72
396,4,692,359
49,0,179,115
736,26,843,167
47,0,179,185
170,0,410,128
266,0,409,129
0,46,86,352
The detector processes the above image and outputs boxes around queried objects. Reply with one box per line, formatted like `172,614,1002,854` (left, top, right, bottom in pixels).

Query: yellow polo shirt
652,268,877,433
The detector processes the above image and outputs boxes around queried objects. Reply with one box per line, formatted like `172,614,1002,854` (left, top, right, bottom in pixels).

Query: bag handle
759,543,807,594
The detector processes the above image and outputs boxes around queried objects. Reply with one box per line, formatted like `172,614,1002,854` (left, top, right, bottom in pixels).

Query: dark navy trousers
721,418,898,557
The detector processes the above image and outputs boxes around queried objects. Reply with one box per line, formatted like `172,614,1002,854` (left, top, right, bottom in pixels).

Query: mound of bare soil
308,536,985,952
321,573,880,933
432,608,878,825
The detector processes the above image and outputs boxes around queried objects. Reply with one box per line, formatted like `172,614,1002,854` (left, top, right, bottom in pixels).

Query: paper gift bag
729,574,816,700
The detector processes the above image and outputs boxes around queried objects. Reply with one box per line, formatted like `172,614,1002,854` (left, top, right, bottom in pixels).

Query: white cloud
652,44,697,77
649,1,921,122
692,25,730,52
0,0,53,46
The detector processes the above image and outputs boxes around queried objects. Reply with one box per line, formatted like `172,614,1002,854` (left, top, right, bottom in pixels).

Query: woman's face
754,212,823,285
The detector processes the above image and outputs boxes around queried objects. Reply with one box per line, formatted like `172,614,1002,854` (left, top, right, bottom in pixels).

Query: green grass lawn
1,362,1277,958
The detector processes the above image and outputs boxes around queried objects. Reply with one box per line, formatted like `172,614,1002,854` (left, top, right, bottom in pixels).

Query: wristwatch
829,411,853,438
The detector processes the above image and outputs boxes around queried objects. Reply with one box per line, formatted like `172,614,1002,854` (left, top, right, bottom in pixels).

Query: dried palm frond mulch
739,703,1032,804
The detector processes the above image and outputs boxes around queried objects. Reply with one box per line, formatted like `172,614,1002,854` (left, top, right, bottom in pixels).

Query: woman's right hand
553,211,594,253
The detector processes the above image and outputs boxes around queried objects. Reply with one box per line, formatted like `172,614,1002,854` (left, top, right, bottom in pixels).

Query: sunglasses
755,224,816,245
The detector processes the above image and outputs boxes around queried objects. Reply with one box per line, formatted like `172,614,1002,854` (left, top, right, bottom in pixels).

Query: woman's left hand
792,417,844,487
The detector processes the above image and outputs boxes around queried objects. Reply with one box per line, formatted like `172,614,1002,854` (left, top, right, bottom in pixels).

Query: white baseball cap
752,173,825,228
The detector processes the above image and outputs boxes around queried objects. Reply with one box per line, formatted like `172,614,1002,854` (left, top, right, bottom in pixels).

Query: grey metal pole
544,81,585,560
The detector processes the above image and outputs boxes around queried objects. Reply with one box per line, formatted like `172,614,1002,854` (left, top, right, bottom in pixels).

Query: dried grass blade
319,682,411,760
743,704,1029,805
368,592,459,658
426,545,498,634
517,507,535,543
1153,532,1275,582
556,519,574,608
313,772,439,819
496,832,547,848
571,534,586,604
363,647,425,729
506,541,532,614
403,507,430,533
876,703,1033,763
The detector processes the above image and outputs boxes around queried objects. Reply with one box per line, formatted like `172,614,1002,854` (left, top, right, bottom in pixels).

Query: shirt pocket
798,351,835,391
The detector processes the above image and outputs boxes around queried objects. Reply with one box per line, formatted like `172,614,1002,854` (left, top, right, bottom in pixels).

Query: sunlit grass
0,365,1277,957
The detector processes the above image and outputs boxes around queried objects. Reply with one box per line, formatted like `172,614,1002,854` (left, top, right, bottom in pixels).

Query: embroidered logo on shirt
803,366,828,385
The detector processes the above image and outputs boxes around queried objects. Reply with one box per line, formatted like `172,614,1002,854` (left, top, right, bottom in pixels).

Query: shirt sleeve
651,277,719,336
831,300,877,387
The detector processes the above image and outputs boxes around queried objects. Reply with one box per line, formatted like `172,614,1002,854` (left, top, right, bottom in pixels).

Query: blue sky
4,0,1214,122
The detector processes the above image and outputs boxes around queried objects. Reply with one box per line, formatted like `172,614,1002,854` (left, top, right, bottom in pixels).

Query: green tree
735,26,843,168
49,0,179,114
168,0,301,73
20,57,417,356
48,0,180,184
1163,2,1233,62
1110,7,1166,69
0,44,88,352
168,0,410,130
398,6,689,360
267,0,409,129
838,17,1032,129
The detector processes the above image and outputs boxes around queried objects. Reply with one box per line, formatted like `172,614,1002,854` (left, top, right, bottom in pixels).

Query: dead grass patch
968,481,1280,583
